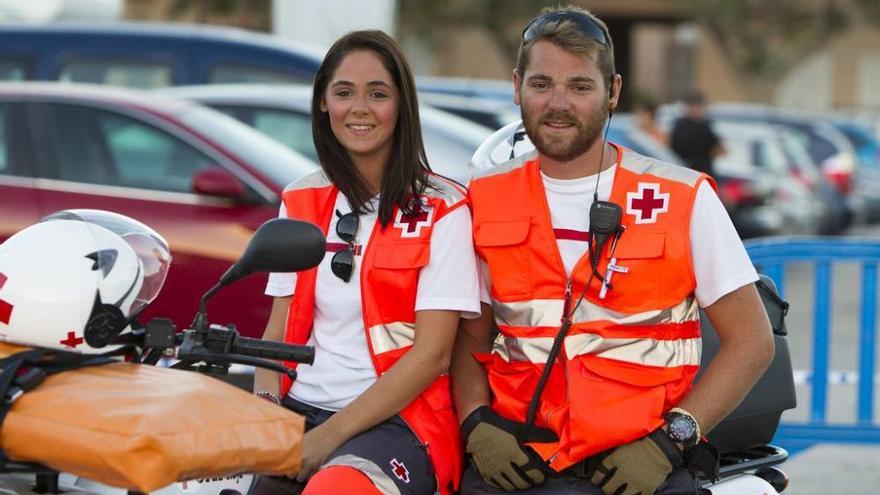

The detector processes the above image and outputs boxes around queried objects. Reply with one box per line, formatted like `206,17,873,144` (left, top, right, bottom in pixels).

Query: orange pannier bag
0,343,303,493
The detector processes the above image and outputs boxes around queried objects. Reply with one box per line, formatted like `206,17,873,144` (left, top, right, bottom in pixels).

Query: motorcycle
469,122,796,495
0,201,795,494
0,212,326,495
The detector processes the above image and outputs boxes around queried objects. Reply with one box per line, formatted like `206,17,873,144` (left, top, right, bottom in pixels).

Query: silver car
157,84,494,185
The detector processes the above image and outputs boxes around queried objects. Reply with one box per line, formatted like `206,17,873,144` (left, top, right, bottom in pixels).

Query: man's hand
591,430,682,495
461,406,558,491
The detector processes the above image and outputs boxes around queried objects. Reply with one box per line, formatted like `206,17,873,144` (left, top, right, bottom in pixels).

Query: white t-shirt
266,191,481,411
479,165,758,308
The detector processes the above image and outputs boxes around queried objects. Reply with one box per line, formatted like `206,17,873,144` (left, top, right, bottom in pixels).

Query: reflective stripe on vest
491,330,701,367
493,296,700,328
564,332,701,367
369,321,416,354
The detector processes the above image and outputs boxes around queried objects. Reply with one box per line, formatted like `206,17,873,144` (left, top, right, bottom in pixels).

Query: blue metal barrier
745,237,880,451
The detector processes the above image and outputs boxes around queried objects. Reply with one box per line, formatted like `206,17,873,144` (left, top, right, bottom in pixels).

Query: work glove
461,405,558,491
591,429,683,495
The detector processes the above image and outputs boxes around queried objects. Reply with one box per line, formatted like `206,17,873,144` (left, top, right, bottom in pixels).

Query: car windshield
779,130,821,180
607,116,682,165
173,104,319,187
837,123,880,168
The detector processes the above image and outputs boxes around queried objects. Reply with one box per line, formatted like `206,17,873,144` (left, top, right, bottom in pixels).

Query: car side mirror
192,166,246,199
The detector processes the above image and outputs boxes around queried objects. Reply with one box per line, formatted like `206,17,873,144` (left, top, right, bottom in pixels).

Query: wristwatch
664,409,699,448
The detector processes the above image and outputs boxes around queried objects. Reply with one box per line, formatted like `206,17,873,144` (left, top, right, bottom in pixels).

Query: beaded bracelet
255,391,282,405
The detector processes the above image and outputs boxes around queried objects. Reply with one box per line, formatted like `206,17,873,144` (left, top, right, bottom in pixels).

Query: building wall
630,23,673,101
774,25,880,111
694,25,751,103
420,26,512,79
273,0,396,49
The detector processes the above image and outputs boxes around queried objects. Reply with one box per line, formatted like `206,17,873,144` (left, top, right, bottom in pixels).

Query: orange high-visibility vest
469,145,715,471
278,170,467,495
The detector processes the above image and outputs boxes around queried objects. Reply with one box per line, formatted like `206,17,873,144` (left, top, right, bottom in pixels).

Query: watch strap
648,428,684,468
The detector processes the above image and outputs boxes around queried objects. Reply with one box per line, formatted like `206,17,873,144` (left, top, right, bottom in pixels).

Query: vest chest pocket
372,241,430,269
370,241,429,298
593,231,666,313
475,218,532,299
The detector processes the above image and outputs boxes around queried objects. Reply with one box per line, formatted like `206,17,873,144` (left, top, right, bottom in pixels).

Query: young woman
251,30,480,495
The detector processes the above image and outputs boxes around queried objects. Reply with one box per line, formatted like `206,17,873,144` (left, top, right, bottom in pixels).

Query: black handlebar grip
232,336,315,365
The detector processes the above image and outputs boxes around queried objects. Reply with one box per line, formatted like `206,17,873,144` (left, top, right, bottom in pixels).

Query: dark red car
0,83,318,337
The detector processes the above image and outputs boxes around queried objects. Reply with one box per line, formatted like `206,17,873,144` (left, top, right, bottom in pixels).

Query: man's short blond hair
515,6,616,92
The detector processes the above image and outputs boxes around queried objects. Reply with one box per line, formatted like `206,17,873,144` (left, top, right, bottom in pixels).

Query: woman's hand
294,310,461,482
295,421,347,482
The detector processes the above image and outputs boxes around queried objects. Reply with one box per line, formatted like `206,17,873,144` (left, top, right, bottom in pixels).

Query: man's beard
522,103,607,162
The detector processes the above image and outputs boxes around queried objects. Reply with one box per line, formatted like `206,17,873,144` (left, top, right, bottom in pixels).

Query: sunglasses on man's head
331,210,359,282
521,10,608,47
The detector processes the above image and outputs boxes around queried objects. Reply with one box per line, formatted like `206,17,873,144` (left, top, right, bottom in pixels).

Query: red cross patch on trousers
394,204,434,238
626,182,669,224
390,458,411,483
0,272,12,325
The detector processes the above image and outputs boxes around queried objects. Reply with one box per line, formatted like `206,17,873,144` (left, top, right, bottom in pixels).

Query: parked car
0,22,324,89
0,82,319,337
417,91,519,130
830,118,880,170
712,120,825,235
416,76,515,103
158,84,494,185
777,128,853,234
469,116,784,239
416,77,519,130
660,103,880,226
828,118,880,222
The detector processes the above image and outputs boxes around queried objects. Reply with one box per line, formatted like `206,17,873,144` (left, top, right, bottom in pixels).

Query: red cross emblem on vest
394,203,434,238
390,458,411,483
626,183,669,224
0,272,13,325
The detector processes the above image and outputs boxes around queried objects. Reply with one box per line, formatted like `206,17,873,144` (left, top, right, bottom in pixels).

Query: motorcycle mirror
219,218,326,287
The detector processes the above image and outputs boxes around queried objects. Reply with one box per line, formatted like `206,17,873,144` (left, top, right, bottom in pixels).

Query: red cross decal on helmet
390,458,410,483
626,183,669,224
59,331,84,349
394,203,434,238
0,272,12,325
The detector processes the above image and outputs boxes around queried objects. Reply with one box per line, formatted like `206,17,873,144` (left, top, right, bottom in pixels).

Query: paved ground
765,224,880,494
783,444,880,494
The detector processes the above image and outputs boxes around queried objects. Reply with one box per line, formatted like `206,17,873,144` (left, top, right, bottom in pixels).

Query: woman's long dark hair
311,30,431,226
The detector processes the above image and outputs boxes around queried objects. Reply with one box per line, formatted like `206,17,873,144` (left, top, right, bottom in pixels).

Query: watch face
668,416,696,442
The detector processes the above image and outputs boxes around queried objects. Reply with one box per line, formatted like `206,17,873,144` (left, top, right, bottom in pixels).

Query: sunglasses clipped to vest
330,210,359,282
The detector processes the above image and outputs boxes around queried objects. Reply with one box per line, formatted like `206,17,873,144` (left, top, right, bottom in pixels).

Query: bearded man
451,6,775,495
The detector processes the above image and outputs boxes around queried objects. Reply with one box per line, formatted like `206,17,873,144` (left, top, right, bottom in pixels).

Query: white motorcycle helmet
469,120,536,177
0,210,171,354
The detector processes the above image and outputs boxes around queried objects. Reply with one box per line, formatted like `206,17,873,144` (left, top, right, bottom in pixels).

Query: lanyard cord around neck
524,117,618,427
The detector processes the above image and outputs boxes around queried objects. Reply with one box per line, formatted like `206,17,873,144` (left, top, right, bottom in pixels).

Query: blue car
0,22,324,89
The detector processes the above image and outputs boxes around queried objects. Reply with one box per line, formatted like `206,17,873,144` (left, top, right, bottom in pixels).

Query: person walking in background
670,89,725,177
634,97,668,147
250,30,480,495
452,6,774,495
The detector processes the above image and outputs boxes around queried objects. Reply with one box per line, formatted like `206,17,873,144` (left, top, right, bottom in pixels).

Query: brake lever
176,349,297,379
